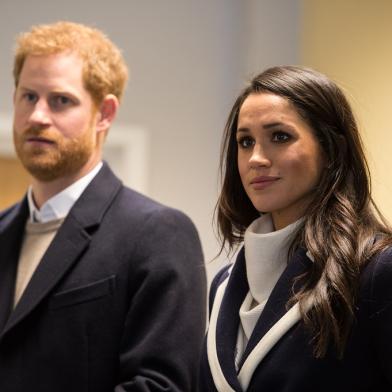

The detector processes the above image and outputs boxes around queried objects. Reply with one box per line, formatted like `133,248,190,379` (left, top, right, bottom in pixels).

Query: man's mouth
26,136,55,145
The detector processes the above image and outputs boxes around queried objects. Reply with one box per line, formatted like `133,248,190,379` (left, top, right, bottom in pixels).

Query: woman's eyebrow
237,121,288,133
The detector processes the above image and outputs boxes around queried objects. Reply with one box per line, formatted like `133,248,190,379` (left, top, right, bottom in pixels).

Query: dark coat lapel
215,248,249,390
1,163,123,338
237,247,312,370
0,200,29,332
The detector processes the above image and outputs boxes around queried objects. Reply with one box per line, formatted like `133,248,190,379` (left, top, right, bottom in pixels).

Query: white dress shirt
27,162,103,223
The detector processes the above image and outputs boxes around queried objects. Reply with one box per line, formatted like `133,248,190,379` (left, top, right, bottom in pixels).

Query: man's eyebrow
17,86,34,92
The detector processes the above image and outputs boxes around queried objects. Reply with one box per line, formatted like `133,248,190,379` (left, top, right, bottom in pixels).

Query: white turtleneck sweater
235,214,302,369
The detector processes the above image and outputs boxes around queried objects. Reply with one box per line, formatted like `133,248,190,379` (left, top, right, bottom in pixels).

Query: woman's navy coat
200,246,392,391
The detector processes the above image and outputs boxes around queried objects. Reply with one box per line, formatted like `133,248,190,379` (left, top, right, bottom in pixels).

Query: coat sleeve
363,247,392,386
114,207,207,392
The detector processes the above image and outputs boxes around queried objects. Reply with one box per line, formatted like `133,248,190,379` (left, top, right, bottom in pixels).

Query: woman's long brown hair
216,66,392,358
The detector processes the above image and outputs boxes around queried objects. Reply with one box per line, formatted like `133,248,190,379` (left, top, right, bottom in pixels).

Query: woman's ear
95,94,119,134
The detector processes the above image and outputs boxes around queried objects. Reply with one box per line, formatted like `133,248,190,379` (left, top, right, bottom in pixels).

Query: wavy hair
13,21,128,105
216,65,392,357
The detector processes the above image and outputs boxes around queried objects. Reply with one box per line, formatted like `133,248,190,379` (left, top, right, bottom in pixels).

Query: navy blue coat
200,246,392,391
0,163,207,392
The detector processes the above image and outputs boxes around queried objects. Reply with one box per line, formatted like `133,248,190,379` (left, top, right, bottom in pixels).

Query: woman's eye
272,132,291,143
237,136,254,148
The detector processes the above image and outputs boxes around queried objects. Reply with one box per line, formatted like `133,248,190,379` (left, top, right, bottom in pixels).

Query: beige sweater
14,218,64,306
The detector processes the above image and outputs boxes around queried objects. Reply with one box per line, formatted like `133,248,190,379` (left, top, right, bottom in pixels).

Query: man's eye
50,95,74,109
54,96,71,105
24,93,37,103
272,132,291,143
237,137,254,148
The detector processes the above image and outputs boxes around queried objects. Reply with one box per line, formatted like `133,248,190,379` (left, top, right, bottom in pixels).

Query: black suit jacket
0,163,207,392
200,246,392,391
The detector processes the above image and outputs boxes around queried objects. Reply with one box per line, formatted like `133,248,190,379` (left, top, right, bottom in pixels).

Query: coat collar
216,247,248,390
207,247,313,391
0,199,29,332
0,162,123,338
238,247,311,368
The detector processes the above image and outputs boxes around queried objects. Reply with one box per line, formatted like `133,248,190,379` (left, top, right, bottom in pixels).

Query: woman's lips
250,176,280,190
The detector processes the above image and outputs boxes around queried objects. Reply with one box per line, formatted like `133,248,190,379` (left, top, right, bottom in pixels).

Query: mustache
20,125,55,139
18,126,59,145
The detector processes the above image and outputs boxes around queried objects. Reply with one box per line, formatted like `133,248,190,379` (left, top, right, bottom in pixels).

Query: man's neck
30,161,101,208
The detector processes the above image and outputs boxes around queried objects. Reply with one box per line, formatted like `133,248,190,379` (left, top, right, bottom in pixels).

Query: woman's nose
249,144,271,168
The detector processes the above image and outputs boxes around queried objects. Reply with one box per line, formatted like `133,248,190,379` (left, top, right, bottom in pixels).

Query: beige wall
0,157,30,209
1,1,300,275
301,0,392,219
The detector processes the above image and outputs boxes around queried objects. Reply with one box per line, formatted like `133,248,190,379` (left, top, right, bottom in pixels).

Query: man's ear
96,94,119,133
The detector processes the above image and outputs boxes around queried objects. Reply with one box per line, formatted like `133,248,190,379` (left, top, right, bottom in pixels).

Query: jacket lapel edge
238,296,313,390
207,271,237,392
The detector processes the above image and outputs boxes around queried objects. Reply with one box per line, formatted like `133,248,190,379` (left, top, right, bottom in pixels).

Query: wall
0,157,30,207
301,0,392,220
0,0,300,279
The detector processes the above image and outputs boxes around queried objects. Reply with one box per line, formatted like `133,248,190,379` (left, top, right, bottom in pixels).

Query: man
0,21,206,392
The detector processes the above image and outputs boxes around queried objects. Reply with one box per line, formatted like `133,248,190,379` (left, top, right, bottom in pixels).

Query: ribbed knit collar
25,218,65,234
244,214,302,305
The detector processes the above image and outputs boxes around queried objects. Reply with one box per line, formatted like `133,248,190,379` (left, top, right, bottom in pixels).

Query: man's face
13,52,100,182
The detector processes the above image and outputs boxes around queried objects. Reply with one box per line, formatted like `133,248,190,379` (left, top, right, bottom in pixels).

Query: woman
200,66,392,391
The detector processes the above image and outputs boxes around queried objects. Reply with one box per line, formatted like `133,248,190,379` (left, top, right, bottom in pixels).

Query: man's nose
28,100,51,126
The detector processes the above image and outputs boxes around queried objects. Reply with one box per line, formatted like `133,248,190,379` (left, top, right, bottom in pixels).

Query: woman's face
237,92,325,230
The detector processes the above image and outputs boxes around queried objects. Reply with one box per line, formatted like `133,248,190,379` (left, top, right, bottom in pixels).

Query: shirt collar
28,162,103,223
